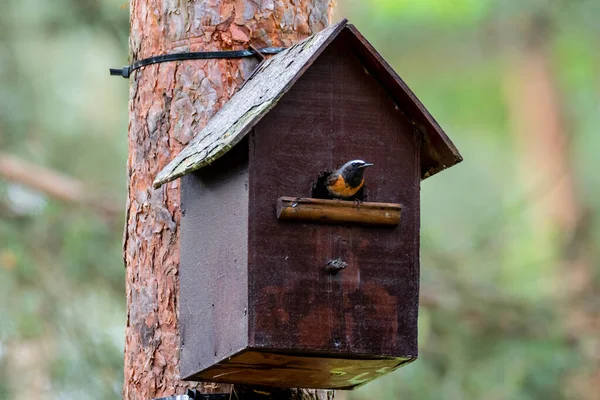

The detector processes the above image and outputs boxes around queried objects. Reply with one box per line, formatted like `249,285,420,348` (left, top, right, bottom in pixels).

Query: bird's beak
360,163,374,169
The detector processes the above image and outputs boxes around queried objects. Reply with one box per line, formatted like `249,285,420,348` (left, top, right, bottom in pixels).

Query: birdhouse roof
153,19,462,188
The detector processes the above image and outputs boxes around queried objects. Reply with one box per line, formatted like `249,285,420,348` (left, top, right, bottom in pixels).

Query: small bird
325,159,374,199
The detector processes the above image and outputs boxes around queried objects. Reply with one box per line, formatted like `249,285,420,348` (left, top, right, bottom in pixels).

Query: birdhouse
153,19,461,390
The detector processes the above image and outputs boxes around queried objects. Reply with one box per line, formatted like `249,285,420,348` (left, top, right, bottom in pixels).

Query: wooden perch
277,197,402,226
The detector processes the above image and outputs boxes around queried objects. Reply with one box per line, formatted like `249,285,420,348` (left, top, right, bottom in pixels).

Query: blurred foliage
0,0,128,398
0,0,598,399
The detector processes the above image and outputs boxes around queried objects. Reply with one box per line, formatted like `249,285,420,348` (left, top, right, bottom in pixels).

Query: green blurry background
0,1,597,399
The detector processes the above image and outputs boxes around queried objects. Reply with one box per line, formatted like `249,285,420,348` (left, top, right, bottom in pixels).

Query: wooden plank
277,197,402,226
152,20,348,188
190,349,415,390
179,142,250,379
153,20,462,189
248,39,420,360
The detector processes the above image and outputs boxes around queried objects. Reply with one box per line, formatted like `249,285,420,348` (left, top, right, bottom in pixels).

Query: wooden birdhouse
153,19,462,390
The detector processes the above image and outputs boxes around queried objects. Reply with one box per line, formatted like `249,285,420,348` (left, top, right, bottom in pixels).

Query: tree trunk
123,1,334,399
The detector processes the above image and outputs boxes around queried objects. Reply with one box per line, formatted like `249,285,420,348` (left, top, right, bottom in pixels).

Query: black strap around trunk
110,47,286,78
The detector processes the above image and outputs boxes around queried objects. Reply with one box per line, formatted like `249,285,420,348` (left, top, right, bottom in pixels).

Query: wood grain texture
277,197,402,226
191,349,414,390
179,143,249,380
248,36,421,362
124,0,334,398
154,22,462,188
153,20,348,188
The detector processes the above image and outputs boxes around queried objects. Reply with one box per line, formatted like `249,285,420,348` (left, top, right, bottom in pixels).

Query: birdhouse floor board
185,349,415,390
276,197,402,226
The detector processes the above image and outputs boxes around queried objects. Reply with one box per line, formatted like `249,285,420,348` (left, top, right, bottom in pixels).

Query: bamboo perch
276,197,402,226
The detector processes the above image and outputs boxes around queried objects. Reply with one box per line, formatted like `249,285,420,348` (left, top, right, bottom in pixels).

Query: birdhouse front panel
247,37,420,364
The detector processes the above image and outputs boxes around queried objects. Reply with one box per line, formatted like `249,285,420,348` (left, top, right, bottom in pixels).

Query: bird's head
341,159,374,174
339,160,373,185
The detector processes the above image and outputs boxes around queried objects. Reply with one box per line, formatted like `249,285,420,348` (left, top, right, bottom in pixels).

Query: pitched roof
153,19,462,188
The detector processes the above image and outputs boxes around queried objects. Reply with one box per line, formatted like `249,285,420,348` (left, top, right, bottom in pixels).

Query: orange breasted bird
325,160,374,199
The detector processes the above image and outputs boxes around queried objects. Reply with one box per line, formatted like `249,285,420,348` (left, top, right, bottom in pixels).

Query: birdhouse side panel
179,143,250,379
247,38,420,359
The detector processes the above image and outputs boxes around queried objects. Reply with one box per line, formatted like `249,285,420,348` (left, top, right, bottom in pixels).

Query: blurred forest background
0,0,598,399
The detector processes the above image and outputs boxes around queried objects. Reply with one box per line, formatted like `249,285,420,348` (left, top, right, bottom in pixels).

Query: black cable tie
110,66,131,78
110,47,286,79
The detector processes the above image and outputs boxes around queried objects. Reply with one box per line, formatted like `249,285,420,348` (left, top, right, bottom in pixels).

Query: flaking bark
124,0,334,399
153,21,346,188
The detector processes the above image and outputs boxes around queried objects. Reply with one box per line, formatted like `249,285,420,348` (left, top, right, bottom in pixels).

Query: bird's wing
325,172,339,187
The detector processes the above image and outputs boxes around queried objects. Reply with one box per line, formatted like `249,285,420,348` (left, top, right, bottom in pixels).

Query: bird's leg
354,198,362,210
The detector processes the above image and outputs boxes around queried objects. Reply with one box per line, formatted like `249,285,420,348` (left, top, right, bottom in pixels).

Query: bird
325,159,374,200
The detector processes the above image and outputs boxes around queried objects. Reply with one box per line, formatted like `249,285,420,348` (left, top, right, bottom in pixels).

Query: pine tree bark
123,1,334,399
